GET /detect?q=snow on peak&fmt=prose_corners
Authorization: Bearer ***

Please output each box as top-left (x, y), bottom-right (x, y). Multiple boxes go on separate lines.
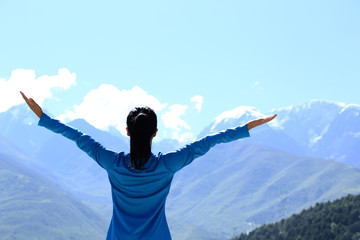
top-left (307, 99), bottom-right (346, 108)
top-left (214, 106), bottom-right (265, 125)
top-left (272, 99), bottom-right (346, 114)
top-left (208, 106), bottom-right (267, 132)
top-left (340, 104), bottom-right (360, 114)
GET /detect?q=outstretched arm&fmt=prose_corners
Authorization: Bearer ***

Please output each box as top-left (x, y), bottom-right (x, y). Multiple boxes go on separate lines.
top-left (164, 113), bottom-right (277, 172)
top-left (20, 91), bottom-right (117, 171)
top-left (20, 91), bottom-right (43, 118)
top-left (246, 114), bottom-right (277, 130)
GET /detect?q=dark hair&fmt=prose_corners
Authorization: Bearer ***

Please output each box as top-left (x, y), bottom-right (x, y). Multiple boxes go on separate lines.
top-left (126, 107), bottom-right (157, 170)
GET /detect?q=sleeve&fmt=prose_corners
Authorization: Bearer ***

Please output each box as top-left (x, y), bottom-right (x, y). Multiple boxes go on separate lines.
top-left (38, 113), bottom-right (117, 171)
top-left (163, 124), bottom-right (250, 173)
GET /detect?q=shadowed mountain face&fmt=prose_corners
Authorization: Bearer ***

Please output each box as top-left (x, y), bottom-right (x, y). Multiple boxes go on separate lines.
top-left (1, 100), bottom-right (359, 239)
top-left (0, 140), bottom-right (108, 240)
top-left (167, 141), bottom-right (360, 238)
top-left (314, 105), bottom-right (360, 167)
top-left (0, 104), bottom-right (53, 156)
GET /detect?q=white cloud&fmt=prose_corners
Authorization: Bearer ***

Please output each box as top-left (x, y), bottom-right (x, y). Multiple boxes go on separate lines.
top-left (52, 82), bottom-right (195, 142)
top-left (0, 68), bottom-right (76, 112)
top-left (161, 104), bottom-right (190, 130)
top-left (59, 84), bottom-right (167, 136)
top-left (161, 104), bottom-right (195, 143)
top-left (172, 131), bottom-right (195, 143)
top-left (190, 95), bottom-right (204, 112)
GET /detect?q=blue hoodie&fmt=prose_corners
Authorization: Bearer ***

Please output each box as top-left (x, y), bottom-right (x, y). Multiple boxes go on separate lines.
top-left (38, 113), bottom-right (250, 239)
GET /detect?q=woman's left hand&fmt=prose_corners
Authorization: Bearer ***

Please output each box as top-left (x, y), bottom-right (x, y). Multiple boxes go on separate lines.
top-left (20, 91), bottom-right (43, 118)
top-left (247, 114), bottom-right (277, 130)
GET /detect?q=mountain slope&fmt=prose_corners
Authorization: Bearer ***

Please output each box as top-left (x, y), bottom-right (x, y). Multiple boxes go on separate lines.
top-left (166, 141), bottom-right (360, 239)
top-left (35, 118), bottom-right (129, 220)
top-left (0, 141), bottom-right (108, 239)
top-left (0, 104), bottom-right (53, 156)
top-left (314, 104), bottom-right (360, 167)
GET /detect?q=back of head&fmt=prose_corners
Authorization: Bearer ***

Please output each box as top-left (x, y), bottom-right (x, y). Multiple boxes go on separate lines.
top-left (126, 107), bottom-right (157, 170)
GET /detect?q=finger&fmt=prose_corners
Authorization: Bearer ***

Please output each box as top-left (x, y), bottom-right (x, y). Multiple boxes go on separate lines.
top-left (20, 91), bottom-right (32, 106)
top-left (263, 114), bottom-right (277, 123)
top-left (20, 91), bottom-right (28, 101)
top-left (269, 114), bottom-right (277, 120)
top-left (20, 92), bottom-right (34, 106)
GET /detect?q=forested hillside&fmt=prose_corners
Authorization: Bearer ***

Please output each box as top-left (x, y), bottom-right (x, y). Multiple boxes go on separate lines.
top-left (232, 194), bottom-right (360, 240)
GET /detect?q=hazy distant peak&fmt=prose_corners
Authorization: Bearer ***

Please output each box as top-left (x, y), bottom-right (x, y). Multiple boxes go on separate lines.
top-left (68, 118), bottom-right (92, 127)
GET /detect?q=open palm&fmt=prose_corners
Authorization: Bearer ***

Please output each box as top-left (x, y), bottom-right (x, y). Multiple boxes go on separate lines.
top-left (20, 91), bottom-right (43, 118)
top-left (247, 114), bottom-right (277, 130)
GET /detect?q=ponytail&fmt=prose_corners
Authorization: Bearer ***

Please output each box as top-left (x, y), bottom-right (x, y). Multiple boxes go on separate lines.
top-left (126, 107), bottom-right (157, 170)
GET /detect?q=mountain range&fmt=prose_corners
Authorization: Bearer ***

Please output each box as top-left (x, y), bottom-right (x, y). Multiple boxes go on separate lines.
top-left (1, 99), bottom-right (359, 239)
top-left (201, 100), bottom-right (360, 168)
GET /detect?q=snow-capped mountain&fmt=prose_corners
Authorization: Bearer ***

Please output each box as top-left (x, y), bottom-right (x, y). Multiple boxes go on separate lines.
top-left (314, 104), bottom-right (360, 166)
top-left (199, 106), bottom-right (305, 156)
top-left (270, 100), bottom-right (346, 151)
top-left (271, 100), bottom-right (360, 167)
top-left (201, 99), bottom-right (359, 168)
top-left (199, 106), bottom-right (267, 136)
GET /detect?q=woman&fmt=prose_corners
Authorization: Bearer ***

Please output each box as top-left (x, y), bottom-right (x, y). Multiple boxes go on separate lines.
top-left (21, 91), bottom-right (276, 240)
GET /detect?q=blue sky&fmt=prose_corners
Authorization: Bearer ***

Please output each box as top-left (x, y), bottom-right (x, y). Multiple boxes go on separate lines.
top-left (1, 0), bottom-right (359, 141)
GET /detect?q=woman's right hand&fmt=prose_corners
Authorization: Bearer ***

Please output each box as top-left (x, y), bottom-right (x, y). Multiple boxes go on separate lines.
top-left (20, 91), bottom-right (43, 118)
